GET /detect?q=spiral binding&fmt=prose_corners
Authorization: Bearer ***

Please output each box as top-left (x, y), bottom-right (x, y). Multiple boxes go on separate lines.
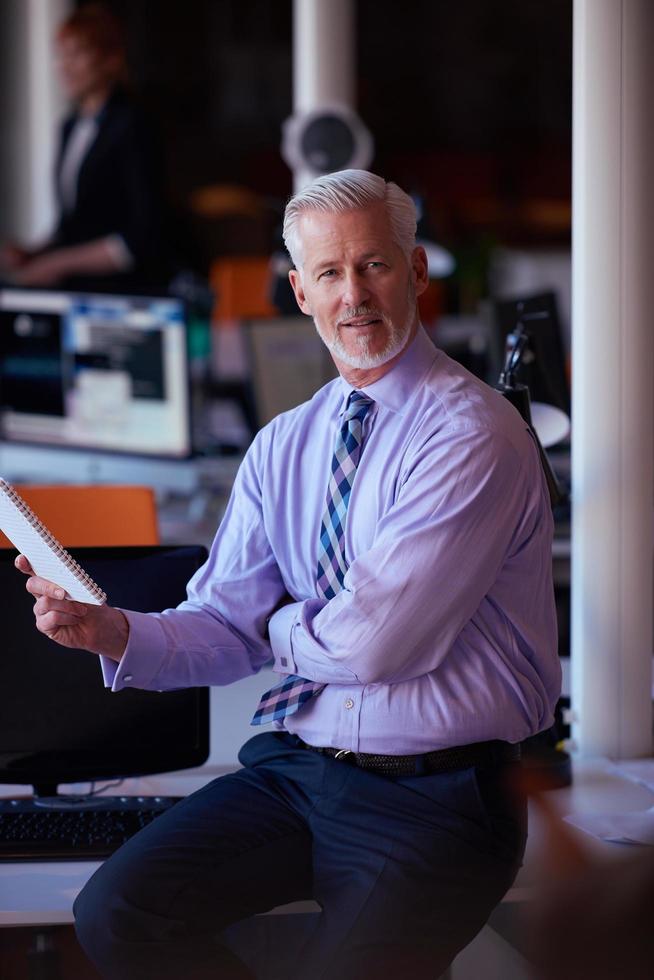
top-left (0, 479), bottom-right (107, 603)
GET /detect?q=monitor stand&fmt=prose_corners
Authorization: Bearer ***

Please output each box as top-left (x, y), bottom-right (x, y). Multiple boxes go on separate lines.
top-left (0, 443), bottom-right (201, 495)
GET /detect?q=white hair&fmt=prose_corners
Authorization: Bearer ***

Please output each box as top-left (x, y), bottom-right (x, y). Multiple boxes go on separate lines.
top-left (282, 169), bottom-right (417, 269)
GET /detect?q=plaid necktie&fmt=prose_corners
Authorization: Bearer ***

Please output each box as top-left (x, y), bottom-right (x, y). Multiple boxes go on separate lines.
top-left (251, 390), bottom-right (373, 725)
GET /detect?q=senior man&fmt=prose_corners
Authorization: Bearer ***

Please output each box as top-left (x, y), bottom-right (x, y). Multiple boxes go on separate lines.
top-left (18, 169), bottom-right (561, 980)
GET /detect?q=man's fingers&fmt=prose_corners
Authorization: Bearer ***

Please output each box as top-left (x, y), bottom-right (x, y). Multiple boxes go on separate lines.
top-left (33, 595), bottom-right (88, 619)
top-left (16, 558), bottom-right (84, 608)
top-left (36, 609), bottom-right (87, 634)
top-left (14, 554), bottom-right (34, 575)
top-left (25, 575), bottom-right (68, 601)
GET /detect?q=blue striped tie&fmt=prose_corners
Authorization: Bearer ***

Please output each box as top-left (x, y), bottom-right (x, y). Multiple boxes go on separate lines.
top-left (251, 390), bottom-right (373, 725)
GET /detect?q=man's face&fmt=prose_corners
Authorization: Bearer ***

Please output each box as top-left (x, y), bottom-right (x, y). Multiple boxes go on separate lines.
top-left (288, 203), bottom-right (428, 374)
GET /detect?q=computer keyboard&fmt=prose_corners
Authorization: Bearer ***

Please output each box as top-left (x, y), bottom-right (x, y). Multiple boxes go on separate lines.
top-left (0, 795), bottom-right (182, 861)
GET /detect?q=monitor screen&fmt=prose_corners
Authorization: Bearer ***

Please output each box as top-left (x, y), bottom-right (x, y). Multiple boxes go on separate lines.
top-left (0, 545), bottom-right (210, 796)
top-left (244, 317), bottom-right (338, 428)
top-left (0, 289), bottom-right (192, 458)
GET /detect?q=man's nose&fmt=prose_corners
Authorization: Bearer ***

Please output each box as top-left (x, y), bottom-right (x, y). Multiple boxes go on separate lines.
top-left (340, 271), bottom-right (372, 309)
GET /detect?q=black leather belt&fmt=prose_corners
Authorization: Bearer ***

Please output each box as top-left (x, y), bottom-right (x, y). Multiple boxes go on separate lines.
top-left (300, 739), bottom-right (520, 776)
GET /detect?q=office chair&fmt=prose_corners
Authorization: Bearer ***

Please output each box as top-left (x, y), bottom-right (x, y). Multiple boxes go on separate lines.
top-left (0, 484), bottom-right (160, 548)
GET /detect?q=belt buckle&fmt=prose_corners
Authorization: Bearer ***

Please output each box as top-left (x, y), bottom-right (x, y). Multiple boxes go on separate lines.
top-left (334, 749), bottom-right (354, 762)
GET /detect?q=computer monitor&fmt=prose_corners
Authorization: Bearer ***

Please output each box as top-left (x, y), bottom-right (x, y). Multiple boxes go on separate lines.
top-left (0, 288), bottom-right (192, 459)
top-left (0, 545), bottom-right (210, 798)
top-left (243, 317), bottom-right (338, 428)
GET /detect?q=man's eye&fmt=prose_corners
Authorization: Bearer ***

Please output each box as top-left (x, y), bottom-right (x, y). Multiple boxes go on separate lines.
top-left (319, 269), bottom-right (337, 279)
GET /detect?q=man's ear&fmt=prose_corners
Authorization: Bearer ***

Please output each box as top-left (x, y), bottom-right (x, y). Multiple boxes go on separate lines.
top-left (411, 245), bottom-right (429, 298)
top-left (288, 268), bottom-right (311, 315)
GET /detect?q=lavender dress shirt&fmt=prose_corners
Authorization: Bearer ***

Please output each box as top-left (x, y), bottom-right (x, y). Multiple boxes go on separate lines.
top-left (101, 327), bottom-right (561, 754)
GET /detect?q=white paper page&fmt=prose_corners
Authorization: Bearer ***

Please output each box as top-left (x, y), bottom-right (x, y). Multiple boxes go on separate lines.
top-left (564, 805), bottom-right (654, 846)
top-left (0, 484), bottom-right (105, 604)
top-left (610, 760), bottom-right (654, 794)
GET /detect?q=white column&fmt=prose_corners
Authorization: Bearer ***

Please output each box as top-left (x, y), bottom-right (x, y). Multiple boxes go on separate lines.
top-left (292, 0), bottom-right (355, 189)
top-left (293, 0), bottom-right (355, 112)
top-left (571, 0), bottom-right (654, 758)
top-left (1, 0), bottom-right (70, 243)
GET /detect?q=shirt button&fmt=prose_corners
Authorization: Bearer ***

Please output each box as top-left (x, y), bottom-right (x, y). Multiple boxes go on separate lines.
top-left (344, 698), bottom-right (354, 709)
top-left (123, 674), bottom-right (133, 682)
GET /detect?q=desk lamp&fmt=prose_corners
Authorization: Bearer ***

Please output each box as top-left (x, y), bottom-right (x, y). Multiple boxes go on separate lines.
top-left (495, 314), bottom-right (572, 789)
top-left (495, 315), bottom-right (568, 509)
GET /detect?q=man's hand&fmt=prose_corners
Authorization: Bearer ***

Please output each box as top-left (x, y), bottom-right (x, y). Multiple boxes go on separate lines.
top-left (15, 554), bottom-right (129, 663)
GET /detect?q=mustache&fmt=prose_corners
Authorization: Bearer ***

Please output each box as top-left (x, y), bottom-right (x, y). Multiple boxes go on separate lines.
top-left (336, 306), bottom-right (387, 326)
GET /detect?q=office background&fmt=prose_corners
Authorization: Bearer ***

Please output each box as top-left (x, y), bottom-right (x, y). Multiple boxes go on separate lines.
top-left (1, 0), bottom-right (573, 296)
top-left (1, 1), bottom-right (653, 977)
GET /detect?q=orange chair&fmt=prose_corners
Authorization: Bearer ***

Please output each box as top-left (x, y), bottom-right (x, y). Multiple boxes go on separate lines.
top-left (210, 256), bottom-right (278, 320)
top-left (0, 484), bottom-right (160, 548)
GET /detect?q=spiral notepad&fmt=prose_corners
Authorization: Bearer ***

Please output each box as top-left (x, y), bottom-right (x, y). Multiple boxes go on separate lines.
top-left (0, 479), bottom-right (107, 604)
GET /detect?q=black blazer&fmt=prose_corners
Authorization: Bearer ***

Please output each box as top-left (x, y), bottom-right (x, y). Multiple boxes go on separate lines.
top-left (53, 87), bottom-right (171, 290)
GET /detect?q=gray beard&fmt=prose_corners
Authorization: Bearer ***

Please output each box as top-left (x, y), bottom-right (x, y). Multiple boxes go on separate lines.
top-left (314, 282), bottom-right (417, 370)
top-left (321, 316), bottom-right (411, 369)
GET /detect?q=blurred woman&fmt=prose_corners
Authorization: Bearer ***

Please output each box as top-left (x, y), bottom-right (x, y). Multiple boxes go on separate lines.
top-left (1, 3), bottom-right (171, 292)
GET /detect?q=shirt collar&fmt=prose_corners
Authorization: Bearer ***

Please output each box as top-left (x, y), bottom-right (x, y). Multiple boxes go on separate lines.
top-left (337, 325), bottom-right (439, 417)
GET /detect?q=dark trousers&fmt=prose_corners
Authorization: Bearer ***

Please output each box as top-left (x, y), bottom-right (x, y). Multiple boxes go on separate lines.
top-left (74, 732), bottom-right (527, 980)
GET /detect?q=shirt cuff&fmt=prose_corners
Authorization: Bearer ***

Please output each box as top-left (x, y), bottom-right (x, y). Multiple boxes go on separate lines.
top-left (268, 602), bottom-right (302, 674)
top-left (101, 609), bottom-right (168, 692)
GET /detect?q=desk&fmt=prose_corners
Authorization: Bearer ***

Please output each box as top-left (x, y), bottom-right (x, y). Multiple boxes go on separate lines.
top-left (1, 757), bottom-right (653, 980)
top-left (3, 758), bottom-right (653, 921)
top-left (0, 768), bottom-right (231, 927)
